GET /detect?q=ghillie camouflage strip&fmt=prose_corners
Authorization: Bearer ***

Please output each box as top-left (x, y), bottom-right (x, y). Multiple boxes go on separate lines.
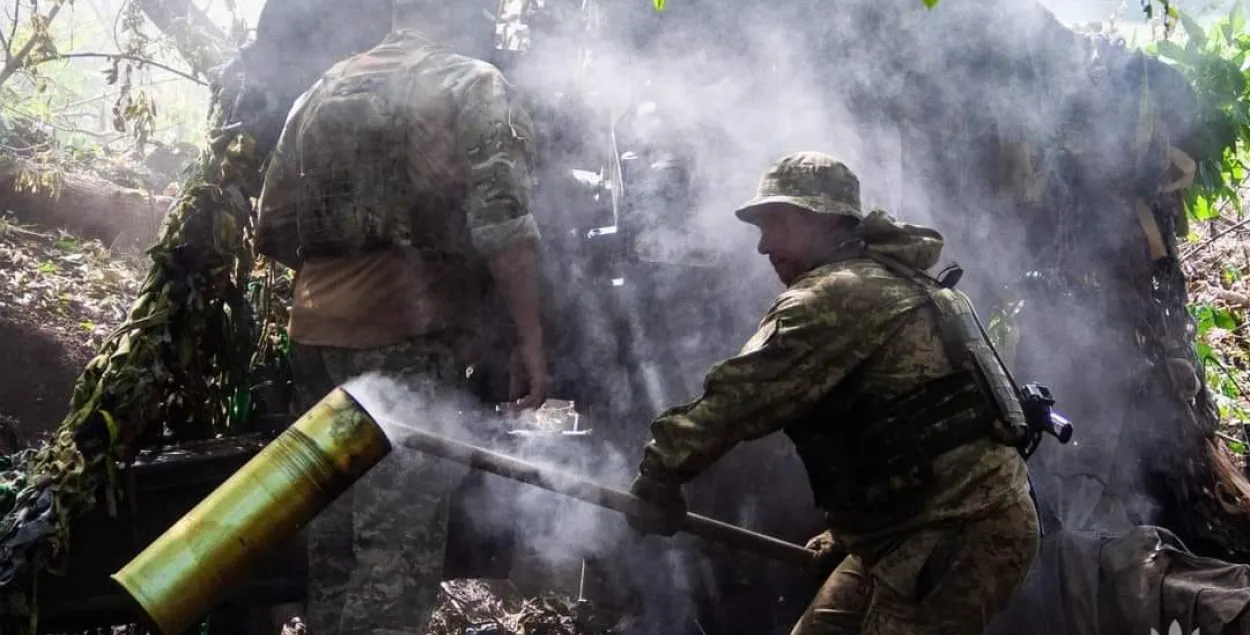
top-left (0, 96), bottom-right (291, 631)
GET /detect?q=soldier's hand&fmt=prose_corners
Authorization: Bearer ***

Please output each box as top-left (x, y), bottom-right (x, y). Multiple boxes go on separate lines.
top-left (805, 530), bottom-right (847, 580)
top-left (507, 344), bottom-right (548, 412)
top-left (627, 473), bottom-right (687, 537)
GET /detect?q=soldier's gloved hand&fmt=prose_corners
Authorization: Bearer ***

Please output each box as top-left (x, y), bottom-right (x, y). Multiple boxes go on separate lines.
top-left (627, 473), bottom-right (687, 537)
top-left (805, 530), bottom-right (847, 579)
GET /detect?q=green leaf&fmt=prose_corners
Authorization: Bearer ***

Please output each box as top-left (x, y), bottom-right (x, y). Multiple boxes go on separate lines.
top-left (1214, 306), bottom-right (1239, 329)
top-left (653, 0), bottom-right (666, 11)
top-left (1191, 194), bottom-right (1219, 220)
top-left (922, 0), bottom-right (940, 7)
top-left (1229, 440), bottom-right (1248, 454)
top-left (1155, 39), bottom-right (1190, 64)
top-left (1198, 341), bottom-right (1215, 361)
top-left (1181, 12), bottom-right (1209, 48)
top-left (1194, 304), bottom-right (1217, 335)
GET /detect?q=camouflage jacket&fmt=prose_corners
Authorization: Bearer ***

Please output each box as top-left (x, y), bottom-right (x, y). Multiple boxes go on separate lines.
top-left (640, 211), bottom-right (1031, 554)
top-left (257, 28), bottom-right (540, 268)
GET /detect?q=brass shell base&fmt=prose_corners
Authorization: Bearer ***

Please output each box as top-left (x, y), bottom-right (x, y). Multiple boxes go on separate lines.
top-left (112, 387), bottom-right (391, 635)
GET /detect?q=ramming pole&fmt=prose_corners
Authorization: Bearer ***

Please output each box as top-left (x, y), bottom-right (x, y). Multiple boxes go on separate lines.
top-left (396, 424), bottom-right (816, 568)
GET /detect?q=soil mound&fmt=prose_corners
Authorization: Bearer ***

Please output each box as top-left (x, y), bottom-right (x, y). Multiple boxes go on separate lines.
top-left (0, 215), bottom-right (144, 443)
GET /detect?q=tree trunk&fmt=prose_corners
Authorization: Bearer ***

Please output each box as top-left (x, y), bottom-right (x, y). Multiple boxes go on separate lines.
top-left (0, 161), bottom-right (171, 248)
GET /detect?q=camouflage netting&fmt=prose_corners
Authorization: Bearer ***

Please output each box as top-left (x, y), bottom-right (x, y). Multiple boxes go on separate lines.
top-left (0, 92), bottom-right (291, 630)
top-left (0, 0), bottom-right (388, 628)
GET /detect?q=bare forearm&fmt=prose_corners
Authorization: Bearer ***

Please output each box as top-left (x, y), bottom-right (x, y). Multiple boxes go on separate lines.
top-left (488, 239), bottom-right (543, 349)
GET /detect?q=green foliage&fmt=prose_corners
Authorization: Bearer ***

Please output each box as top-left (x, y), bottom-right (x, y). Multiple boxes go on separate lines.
top-left (1201, 348), bottom-right (1250, 432)
top-left (0, 0), bottom-right (222, 156)
top-left (1192, 302), bottom-right (1250, 437)
top-left (108, 0), bottom-right (159, 152)
top-left (0, 104), bottom-right (283, 633)
top-left (1142, 2), bottom-right (1250, 459)
top-left (1192, 302), bottom-right (1240, 333)
top-left (1150, 2), bottom-right (1250, 222)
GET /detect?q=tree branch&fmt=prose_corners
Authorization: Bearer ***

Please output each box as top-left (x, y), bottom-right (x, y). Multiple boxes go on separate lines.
top-left (45, 52), bottom-right (207, 85)
top-left (1181, 214), bottom-right (1250, 262)
top-left (6, 0), bottom-right (19, 61)
top-left (0, 1), bottom-right (66, 90)
top-left (167, 0), bottom-right (227, 42)
top-left (133, 0), bottom-right (228, 78)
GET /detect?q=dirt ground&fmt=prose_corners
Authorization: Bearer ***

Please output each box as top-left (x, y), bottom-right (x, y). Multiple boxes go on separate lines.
top-left (0, 214), bottom-right (145, 447)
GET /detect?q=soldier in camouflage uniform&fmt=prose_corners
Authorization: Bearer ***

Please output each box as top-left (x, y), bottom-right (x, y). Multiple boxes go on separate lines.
top-left (626, 152), bottom-right (1040, 634)
top-left (255, 0), bottom-right (548, 633)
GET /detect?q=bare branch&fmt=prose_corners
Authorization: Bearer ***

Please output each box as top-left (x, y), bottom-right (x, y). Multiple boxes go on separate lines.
top-left (0, 2), bottom-right (66, 90)
top-left (49, 52), bottom-right (207, 85)
top-left (177, 0), bottom-right (228, 42)
top-left (133, 0), bottom-right (229, 77)
top-left (1181, 215), bottom-right (1250, 262)
top-left (7, 0), bottom-right (21, 60)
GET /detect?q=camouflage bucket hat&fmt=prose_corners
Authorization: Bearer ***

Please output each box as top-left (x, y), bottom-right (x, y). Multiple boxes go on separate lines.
top-left (735, 151), bottom-right (864, 224)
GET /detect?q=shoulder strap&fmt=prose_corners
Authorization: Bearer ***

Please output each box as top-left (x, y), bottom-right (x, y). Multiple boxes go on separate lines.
top-left (858, 248), bottom-right (1023, 396)
top-left (857, 248), bottom-right (972, 375)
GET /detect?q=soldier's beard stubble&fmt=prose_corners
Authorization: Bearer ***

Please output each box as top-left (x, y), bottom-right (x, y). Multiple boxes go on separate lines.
top-left (770, 256), bottom-right (804, 287)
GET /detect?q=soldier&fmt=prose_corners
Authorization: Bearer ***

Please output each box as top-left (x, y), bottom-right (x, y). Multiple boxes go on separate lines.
top-left (626, 151), bottom-right (1040, 634)
top-left (254, 0), bottom-right (548, 633)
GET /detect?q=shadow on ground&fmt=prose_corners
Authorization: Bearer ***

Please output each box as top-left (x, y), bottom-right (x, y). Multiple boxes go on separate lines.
top-left (0, 308), bottom-right (91, 446)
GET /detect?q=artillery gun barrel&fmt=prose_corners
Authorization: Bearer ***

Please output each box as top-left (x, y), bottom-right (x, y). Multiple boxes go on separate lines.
top-left (395, 422), bottom-right (817, 567)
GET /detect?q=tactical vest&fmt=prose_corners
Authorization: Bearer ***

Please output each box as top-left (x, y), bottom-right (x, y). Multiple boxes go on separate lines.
top-left (785, 249), bottom-right (1029, 528)
top-left (286, 45), bottom-right (440, 259)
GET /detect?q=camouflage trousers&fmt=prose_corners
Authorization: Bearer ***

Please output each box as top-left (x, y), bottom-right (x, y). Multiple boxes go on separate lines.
top-left (791, 489), bottom-right (1039, 635)
top-left (291, 333), bottom-right (473, 635)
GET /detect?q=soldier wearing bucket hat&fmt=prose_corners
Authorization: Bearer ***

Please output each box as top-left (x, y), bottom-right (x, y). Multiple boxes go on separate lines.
top-left (255, 0), bottom-right (547, 633)
top-left (627, 151), bottom-right (1040, 634)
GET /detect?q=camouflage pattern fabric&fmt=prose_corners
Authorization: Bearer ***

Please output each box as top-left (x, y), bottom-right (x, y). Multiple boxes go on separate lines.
top-left (735, 151), bottom-right (865, 223)
top-left (256, 28), bottom-right (540, 269)
top-left (638, 207), bottom-right (1034, 574)
top-left (290, 333), bottom-right (472, 635)
top-left (789, 486), bottom-right (1038, 635)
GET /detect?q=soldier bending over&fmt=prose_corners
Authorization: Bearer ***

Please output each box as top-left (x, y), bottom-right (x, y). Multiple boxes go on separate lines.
top-left (627, 151), bottom-right (1039, 635)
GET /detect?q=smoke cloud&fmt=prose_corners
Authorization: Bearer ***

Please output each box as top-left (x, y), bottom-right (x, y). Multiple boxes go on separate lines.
top-left (265, 0), bottom-right (1225, 632)
top-left (342, 368), bottom-right (709, 633)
